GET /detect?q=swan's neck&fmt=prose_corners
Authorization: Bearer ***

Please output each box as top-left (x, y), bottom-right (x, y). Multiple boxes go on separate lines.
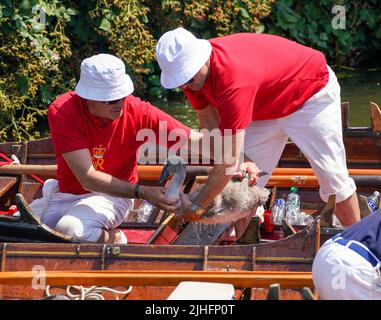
top-left (165, 169), bottom-right (186, 199)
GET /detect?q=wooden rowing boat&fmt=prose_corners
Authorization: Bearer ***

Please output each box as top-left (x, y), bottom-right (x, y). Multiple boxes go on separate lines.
top-left (0, 220), bottom-right (318, 300)
top-left (0, 103), bottom-right (379, 246)
top-left (0, 101), bottom-right (379, 300)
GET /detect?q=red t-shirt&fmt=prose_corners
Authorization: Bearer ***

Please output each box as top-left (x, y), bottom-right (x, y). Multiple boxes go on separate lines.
top-left (183, 33), bottom-right (329, 133)
top-left (48, 92), bottom-right (190, 194)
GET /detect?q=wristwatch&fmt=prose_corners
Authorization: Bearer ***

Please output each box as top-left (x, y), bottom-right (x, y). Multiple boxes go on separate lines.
top-left (190, 202), bottom-right (206, 216)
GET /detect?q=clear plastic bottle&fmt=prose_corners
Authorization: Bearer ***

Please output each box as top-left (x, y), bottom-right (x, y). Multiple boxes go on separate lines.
top-left (298, 212), bottom-right (315, 226)
top-left (271, 198), bottom-right (286, 225)
top-left (135, 200), bottom-right (154, 223)
top-left (285, 186), bottom-right (300, 225)
top-left (367, 191), bottom-right (380, 212)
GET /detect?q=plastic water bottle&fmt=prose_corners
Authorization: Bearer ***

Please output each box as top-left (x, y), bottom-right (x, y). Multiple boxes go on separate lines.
top-left (367, 191), bottom-right (380, 212)
top-left (271, 199), bottom-right (286, 225)
top-left (285, 187), bottom-right (300, 225)
top-left (135, 200), bottom-right (154, 223)
top-left (298, 212), bottom-right (314, 226)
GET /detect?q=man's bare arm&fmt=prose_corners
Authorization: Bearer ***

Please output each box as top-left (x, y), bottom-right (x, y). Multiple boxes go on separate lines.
top-left (191, 130), bottom-right (246, 208)
top-left (196, 105), bottom-right (220, 130)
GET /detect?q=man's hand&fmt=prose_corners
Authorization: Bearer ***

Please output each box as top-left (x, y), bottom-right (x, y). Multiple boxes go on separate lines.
top-left (233, 162), bottom-right (261, 185)
top-left (140, 186), bottom-right (180, 212)
top-left (175, 193), bottom-right (204, 222)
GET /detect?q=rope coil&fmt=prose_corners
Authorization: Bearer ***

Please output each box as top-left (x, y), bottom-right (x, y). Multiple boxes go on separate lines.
top-left (45, 285), bottom-right (133, 300)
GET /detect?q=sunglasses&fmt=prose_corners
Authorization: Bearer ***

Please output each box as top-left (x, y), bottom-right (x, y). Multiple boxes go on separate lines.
top-left (184, 77), bottom-right (195, 86)
top-left (102, 98), bottom-right (124, 105)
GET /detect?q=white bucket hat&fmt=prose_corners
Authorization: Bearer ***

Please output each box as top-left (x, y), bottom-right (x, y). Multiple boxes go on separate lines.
top-left (75, 54), bottom-right (134, 101)
top-left (156, 27), bottom-right (212, 89)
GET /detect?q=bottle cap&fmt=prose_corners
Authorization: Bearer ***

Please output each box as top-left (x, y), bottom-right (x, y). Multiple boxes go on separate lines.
top-left (290, 186), bottom-right (299, 193)
top-left (275, 198), bottom-right (285, 206)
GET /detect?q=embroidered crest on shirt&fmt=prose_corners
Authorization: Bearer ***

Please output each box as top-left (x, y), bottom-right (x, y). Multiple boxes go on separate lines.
top-left (92, 145), bottom-right (105, 170)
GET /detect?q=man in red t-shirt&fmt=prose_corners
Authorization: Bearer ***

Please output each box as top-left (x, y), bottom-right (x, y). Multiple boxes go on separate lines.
top-left (156, 27), bottom-right (360, 232)
top-left (33, 53), bottom-right (202, 244)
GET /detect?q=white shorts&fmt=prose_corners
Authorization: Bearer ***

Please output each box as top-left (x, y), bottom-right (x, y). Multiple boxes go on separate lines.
top-left (312, 239), bottom-right (381, 300)
top-left (29, 179), bottom-right (134, 242)
top-left (244, 66), bottom-right (356, 203)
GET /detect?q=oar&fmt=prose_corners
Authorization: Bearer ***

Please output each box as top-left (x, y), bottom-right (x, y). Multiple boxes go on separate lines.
top-left (196, 174), bottom-right (381, 188)
top-left (0, 164), bottom-right (381, 187)
top-left (0, 164), bottom-right (212, 180)
top-left (272, 168), bottom-right (381, 176)
top-left (1, 164), bottom-right (380, 179)
top-left (0, 164), bottom-right (57, 177)
top-left (0, 270), bottom-right (313, 288)
top-left (195, 175), bottom-right (319, 187)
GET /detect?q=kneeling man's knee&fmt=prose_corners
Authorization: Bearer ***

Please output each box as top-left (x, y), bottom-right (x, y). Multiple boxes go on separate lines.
top-left (56, 215), bottom-right (84, 239)
top-left (56, 216), bottom-right (102, 242)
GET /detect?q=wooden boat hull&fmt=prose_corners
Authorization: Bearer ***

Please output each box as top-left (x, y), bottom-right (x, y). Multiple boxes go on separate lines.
top-left (0, 123), bottom-right (378, 247)
top-left (0, 102), bottom-right (379, 299)
top-left (0, 221), bottom-right (318, 300)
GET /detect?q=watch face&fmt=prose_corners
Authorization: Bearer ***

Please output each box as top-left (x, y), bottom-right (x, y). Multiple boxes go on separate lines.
top-left (191, 203), bottom-right (205, 216)
top-left (195, 208), bottom-right (205, 216)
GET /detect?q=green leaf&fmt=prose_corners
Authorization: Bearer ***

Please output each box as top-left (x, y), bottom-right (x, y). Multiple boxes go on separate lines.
top-left (148, 75), bottom-right (161, 87)
top-left (319, 32), bottom-right (328, 41)
top-left (15, 75), bottom-right (29, 96)
top-left (141, 14), bottom-right (148, 23)
top-left (240, 8), bottom-right (250, 19)
top-left (66, 8), bottom-right (77, 16)
top-left (359, 9), bottom-right (370, 22)
top-left (14, 15), bottom-right (27, 30)
top-left (99, 18), bottom-right (111, 31)
top-left (2, 7), bottom-right (13, 17)
top-left (148, 87), bottom-right (163, 98)
top-left (39, 86), bottom-right (53, 105)
top-left (20, 0), bottom-right (31, 10)
top-left (375, 27), bottom-right (381, 39)
top-left (255, 24), bottom-right (265, 34)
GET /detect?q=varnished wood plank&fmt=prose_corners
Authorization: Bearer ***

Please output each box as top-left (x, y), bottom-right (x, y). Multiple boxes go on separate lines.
top-left (0, 270), bottom-right (314, 289)
top-left (0, 177), bottom-right (18, 197)
top-left (370, 102), bottom-right (381, 131)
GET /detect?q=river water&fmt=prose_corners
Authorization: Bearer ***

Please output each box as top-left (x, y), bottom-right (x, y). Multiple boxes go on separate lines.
top-left (155, 68), bottom-right (381, 129)
top-left (338, 69), bottom-right (381, 127)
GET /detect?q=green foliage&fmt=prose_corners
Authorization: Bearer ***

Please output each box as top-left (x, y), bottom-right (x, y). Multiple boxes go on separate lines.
top-left (0, 0), bottom-right (74, 141)
top-left (1, 0), bottom-right (379, 142)
top-left (263, 0), bottom-right (381, 67)
top-left (0, 0), bottom-right (274, 141)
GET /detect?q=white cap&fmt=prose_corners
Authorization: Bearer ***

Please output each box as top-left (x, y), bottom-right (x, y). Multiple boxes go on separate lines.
top-left (156, 27), bottom-right (212, 89)
top-left (75, 54), bottom-right (134, 101)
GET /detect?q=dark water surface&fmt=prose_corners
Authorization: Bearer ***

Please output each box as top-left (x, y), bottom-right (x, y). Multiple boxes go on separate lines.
top-left (338, 69), bottom-right (381, 127)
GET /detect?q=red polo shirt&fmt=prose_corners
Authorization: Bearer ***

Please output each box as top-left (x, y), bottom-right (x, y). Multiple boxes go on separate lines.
top-left (183, 33), bottom-right (329, 133)
top-left (48, 92), bottom-right (190, 194)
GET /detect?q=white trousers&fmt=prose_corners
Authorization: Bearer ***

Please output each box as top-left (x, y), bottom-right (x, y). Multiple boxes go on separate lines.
top-left (312, 240), bottom-right (381, 300)
top-left (244, 66), bottom-right (356, 203)
top-left (29, 179), bottom-right (133, 242)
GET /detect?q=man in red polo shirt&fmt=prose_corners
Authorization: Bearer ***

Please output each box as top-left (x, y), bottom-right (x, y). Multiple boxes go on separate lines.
top-left (32, 53), bottom-right (201, 244)
top-left (156, 28), bottom-right (360, 232)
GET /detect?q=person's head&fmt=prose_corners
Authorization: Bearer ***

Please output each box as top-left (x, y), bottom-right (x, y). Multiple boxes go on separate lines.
top-left (75, 54), bottom-right (134, 120)
top-left (156, 27), bottom-right (212, 91)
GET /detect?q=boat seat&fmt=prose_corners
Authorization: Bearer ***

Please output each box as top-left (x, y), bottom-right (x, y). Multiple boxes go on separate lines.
top-left (167, 281), bottom-right (235, 300)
